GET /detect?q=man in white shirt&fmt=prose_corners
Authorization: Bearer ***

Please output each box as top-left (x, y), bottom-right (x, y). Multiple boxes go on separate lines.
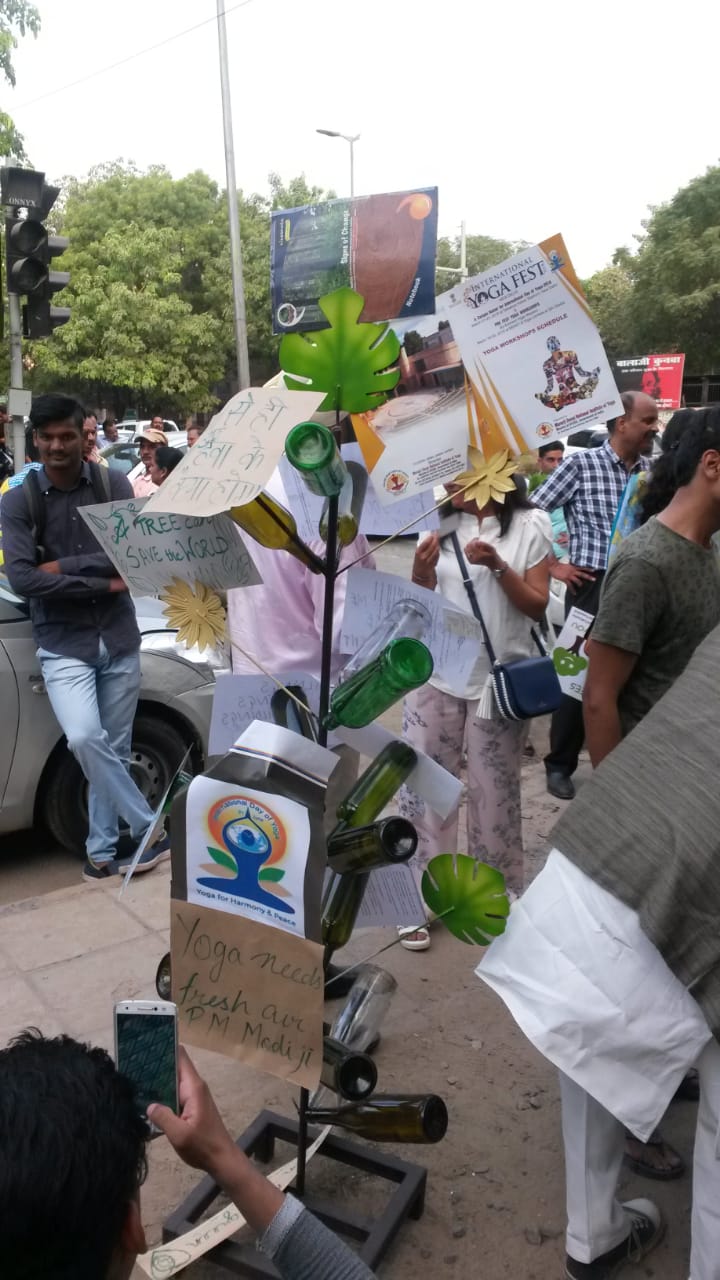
top-left (132, 427), bottom-right (167, 498)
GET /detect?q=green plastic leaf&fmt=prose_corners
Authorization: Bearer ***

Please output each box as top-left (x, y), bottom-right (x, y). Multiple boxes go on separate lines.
top-left (553, 647), bottom-right (588, 678)
top-left (258, 867), bottom-right (285, 882)
top-left (421, 854), bottom-right (509, 945)
top-left (279, 286), bottom-right (401, 413)
top-left (207, 846), bottom-right (237, 873)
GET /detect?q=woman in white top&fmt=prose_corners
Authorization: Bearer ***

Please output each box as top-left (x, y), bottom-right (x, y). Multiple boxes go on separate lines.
top-left (398, 477), bottom-right (552, 946)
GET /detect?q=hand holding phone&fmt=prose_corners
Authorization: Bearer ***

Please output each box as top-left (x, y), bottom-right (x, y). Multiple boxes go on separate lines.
top-left (148, 1046), bottom-right (237, 1179)
top-left (114, 999), bottom-right (179, 1131)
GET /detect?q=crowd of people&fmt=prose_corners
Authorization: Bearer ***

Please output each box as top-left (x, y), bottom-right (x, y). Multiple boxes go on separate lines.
top-left (2, 387), bottom-right (720, 1276)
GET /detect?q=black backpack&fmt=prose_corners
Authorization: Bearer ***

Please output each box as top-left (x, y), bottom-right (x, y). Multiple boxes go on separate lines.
top-left (23, 461), bottom-right (112, 558)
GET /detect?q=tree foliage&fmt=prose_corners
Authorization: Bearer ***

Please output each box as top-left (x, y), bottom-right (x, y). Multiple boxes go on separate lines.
top-left (583, 260), bottom-right (636, 362)
top-left (0, 0), bottom-right (40, 161)
top-left (435, 232), bottom-right (528, 293)
top-left (28, 165), bottom-right (332, 415)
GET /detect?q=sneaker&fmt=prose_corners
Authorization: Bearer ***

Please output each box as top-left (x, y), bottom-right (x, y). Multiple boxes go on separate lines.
top-left (565, 1199), bottom-right (665, 1279)
top-left (82, 859), bottom-right (118, 882)
top-left (116, 834), bottom-right (171, 875)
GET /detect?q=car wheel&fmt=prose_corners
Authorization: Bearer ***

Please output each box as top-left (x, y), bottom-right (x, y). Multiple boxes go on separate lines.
top-left (41, 715), bottom-right (193, 855)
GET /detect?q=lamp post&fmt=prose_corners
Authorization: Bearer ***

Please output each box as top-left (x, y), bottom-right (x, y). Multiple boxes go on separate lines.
top-left (217, 0), bottom-right (250, 390)
top-left (316, 129), bottom-right (360, 198)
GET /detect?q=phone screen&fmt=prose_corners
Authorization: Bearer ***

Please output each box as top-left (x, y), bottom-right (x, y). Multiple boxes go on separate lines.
top-left (116, 1012), bottom-right (178, 1116)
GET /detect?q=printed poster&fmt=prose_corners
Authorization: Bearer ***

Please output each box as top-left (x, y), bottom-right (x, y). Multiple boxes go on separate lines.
top-left (551, 606), bottom-right (595, 701)
top-left (440, 235), bottom-right (624, 454)
top-left (613, 354), bottom-right (685, 411)
top-left (351, 386), bottom-right (470, 506)
top-left (270, 187), bottom-right (438, 333)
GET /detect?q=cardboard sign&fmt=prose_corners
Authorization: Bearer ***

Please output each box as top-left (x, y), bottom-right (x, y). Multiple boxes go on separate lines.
top-left (551, 606), bottom-right (594, 701)
top-left (142, 387), bottom-right (325, 517)
top-left (340, 567), bottom-right (483, 694)
top-left (440, 234), bottom-right (624, 453)
top-left (79, 498), bottom-right (260, 598)
top-left (171, 898), bottom-right (323, 1090)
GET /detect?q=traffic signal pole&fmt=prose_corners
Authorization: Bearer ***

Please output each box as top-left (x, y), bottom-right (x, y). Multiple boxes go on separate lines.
top-left (8, 290), bottom-right (24, 474)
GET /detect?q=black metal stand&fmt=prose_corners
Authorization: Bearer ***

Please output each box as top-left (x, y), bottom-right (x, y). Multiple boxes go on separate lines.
top-left (163, 1111), bottom-right (427, 1276)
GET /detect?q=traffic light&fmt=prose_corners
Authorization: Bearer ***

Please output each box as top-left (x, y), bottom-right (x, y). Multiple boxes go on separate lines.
top-left (2, 168), bottom-right (70, 339)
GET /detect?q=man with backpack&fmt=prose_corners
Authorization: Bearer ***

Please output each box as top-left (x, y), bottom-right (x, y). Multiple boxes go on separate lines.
top-left (0, 394), bottom-right (169, 881)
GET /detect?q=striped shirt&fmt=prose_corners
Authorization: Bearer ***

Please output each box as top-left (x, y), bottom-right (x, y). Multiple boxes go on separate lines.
top-left (532, 440), bottom-right (650, 570)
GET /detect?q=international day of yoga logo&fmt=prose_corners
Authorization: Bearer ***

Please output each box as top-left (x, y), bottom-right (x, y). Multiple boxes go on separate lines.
top-left (198, 794), bottom-right (294, 916)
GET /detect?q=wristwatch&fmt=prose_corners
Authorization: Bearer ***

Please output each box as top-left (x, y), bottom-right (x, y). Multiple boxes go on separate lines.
top-left (492, 560), bottom-right (508, 579)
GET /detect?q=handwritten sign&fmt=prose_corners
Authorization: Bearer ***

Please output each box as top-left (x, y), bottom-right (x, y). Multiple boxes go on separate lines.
top-left (171, 899), bottom-right (323, 1090)
top-left (135, 1126), bottom-right (331, 1278)
top-left (208, 671), bottom-right (343, 755)
top-left (79, 498), bottom-right (260, 597)
top-left (142, 387), bottom-right (325, 517)
top-left (341, 568), bottom-right (483, 694)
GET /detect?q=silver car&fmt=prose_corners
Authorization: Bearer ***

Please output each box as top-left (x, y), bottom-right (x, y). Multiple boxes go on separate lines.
top-left (0, 582), bottom-right (219, 852)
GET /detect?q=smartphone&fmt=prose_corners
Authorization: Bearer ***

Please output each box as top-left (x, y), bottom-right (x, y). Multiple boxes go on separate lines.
top-left (114, 999), bottom-right (179, 1131)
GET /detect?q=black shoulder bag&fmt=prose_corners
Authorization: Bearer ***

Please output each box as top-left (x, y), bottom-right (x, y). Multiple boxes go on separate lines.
top-left (449, 532), bottom-right (562, 721)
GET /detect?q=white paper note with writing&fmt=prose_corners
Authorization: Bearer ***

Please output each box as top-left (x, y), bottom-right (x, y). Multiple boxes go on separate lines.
top-left (341, 568), bottom-right (483, 694)
top-left (355, 864), bottom-right (426, 927)
top-left (278, 444), bottom-right (438, 544)
top-left (135, 1126), bottom-right (331, 1278)
top-left (143, 387), bottom-right (324, 516)
top-left (209, 671), bottom-right (340, 754)
top-left (79, 499), bottom-right (260, 598)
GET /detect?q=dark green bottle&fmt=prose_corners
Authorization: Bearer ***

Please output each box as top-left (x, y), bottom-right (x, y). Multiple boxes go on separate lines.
top-left (230, 491), bottom-right (324, 574)
top-left (326, 816), bottom-right (417, 874)
top-left (320, 1034), bottom-right (378, 1101)
top-left (333, 741), bottom-right (418, 830)
top-left (306, 1094), bottom-right (449, 1144)
top-left (326, 638), bottom-right (434, 729)
top-left (319, 462), bottom-right (368, 546)
top-left (285, 421), bottom-right (349, 497)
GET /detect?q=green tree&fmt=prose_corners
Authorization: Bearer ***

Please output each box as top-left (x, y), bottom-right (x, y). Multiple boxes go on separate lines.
top-left (402, 329), bottom-right (423, 355)
top-left (584, 257), bottom-right (637, 360)
top-left (435, 232), bottom-right (528, 292)
top-left (0, 1), bottom-right (40, 160)
top-left (627, 165), bottom-right (720, 370)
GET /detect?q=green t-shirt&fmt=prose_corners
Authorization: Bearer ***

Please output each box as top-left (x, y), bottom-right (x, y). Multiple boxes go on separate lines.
top-left (592, 516), bottom-right (720, 734)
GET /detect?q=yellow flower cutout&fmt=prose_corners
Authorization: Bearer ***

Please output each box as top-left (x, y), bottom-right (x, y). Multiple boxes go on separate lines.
top-left (160, 579), bottom-right (227, 652)
top-left (453, 447), bottom-right (520, 507)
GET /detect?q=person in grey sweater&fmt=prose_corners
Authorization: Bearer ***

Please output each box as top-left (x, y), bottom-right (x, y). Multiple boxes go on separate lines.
top-left (0, 1030), bottom-right (375, 1280)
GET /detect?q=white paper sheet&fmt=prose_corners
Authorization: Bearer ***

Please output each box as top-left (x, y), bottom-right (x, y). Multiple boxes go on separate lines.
top-left (79, 499), bottom-right (260, 598)
top-left (354, 864), bottom-right (426, 928)
top-left (143, 387), bottom-right (325, 516)
top-left (340, 568), bottom-right (483, 694)
top-left (551, 606), bottom-right (594, 701)
top-left (335, 720), bottom-right (463, 820)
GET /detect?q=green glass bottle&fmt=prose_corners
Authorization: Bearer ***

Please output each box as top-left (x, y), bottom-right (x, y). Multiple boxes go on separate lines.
top-left (320, 1034), bottom-right (378, 1101)
top-left (326, 816), bottom-right (417, 874)
top-left (326, 638), bottom-right (434, 729)
top-left (319, 462), bottom-right (368, 546)
top-left (321, 870), bottom-right (370, 954)
top-left (285, 421), bottom-right (349, 497)
top-left (334, 741), bottom-right (418, 830)
top-left (306, 1094), bottom-right (449, 1144)
top-left (229, 492), bottom-right (323, 574)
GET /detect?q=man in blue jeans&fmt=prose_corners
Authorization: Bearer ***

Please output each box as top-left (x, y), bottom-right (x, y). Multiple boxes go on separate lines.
top-left (1, 393), bottom-right (169, 881)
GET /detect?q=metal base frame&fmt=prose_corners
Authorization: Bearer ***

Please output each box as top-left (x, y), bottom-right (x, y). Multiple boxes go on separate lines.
top-left (163, 1110), bottom-right (427, 1276)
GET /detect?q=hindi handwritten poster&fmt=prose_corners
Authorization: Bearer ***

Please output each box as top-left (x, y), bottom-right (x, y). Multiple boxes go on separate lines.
top-left (171, 899), bottom-right (323, 1090)
top-left (551, 606), bottom-right (594, 701)
top-left (351, 387), bottom-right (470, 506)
top-left (440, 234), bottom-right (624, 454)
top-left (340, 568), bottom-right (483, 694)
top-left (79, 499), bottom-right (260, 597)
top-left (142, 387), bottom-right (324, 517)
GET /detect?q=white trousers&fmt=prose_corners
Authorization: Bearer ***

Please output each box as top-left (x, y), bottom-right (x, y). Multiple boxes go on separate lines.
top-left (561, 1037), bottom-right (720, 1278)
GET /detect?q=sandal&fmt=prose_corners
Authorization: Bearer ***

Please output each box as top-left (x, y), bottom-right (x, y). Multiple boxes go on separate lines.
top-left (398, 925), bottom-right (430, 951)
top-left (623, 1128), bottom-right (685, 1181)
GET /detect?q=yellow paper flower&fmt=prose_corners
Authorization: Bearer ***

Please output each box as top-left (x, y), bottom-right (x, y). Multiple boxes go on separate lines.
top-left (160, 579), bottom-right (227, 652)
top-left (453, 447), bottom-right (520, 507)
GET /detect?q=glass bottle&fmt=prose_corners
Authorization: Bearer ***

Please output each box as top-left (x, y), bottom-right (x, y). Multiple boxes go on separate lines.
top-left (320, 1034), bottom-right (378, 1101)
top-left (306, 1094), bottom-right (449, 1144)
top-left (326, 638), bottom-right (434, 729)
top-left (330, 964), bottom-right (398, 1053)
top-left (326, 816), bottom-right (417, 874)
top-left (229, 492), bottom-right (323, 574)
top-left (339, 599), bottom-right (432, 683)
top-left (319, 462), bottom-right (368, 547)
top-left (321, 870), bottom-right (371, 955)
top-left (333, 740), bottom-right (418, 831)
top-left (285, 421), bottom-right (349, 497)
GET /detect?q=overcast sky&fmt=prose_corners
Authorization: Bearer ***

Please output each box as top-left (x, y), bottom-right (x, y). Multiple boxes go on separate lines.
top-left (7, 0), bottom-right (717, 279)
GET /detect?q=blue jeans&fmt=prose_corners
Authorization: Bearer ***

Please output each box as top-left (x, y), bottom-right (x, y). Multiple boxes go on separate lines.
top-left (39, 641), bottom-right (154, 864)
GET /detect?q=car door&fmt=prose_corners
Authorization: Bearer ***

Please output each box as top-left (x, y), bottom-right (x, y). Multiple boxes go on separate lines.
top-left (0, 593), bottom-right (23, 812)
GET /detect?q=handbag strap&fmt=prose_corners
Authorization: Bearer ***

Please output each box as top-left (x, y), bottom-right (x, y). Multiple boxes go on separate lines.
top-left (448, 532), bottom-right (547, 662)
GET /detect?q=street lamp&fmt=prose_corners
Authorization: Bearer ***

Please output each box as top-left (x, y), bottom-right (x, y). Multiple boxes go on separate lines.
top-left (316, 128), bottom-right (360, 198)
